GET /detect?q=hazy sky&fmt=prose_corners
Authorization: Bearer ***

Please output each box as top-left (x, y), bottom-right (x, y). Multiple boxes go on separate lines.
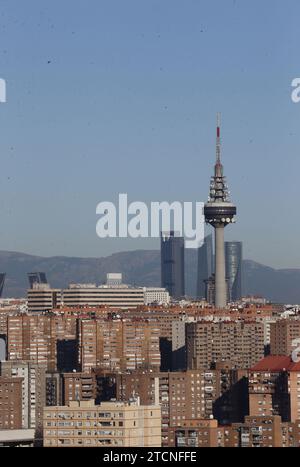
top-left (0, 0), bottom-right (299, 268)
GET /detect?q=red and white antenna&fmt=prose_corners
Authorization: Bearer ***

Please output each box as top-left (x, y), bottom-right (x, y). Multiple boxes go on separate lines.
top-left (216, 112), bottom-right (221, 165)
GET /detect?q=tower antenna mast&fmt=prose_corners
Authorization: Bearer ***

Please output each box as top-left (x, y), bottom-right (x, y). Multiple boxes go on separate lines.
top-left (216, 112), bottom-right (221, 164)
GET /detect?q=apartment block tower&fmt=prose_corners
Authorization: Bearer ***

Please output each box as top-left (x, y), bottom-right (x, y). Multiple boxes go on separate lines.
top-left (0, 376), bottom-right (23, 429)
top-left (6, 315), bottom-right (77, 371)
top-left (248, 355), bottom-right (300, 423)
top-left (0, 361), bottom-right (46, 432)
top-left (204, 115), bottom-right (236, 308)
top-left (43, 399), bottom-right (161, 447)
top-left (161, 231), bottom-right (185, 299)
top-left (270, 319), bottom-right (300, 356)
top-left (186, 321), bottom-right (264, 369)
top-left (79, 318), bottom-right (161, 373)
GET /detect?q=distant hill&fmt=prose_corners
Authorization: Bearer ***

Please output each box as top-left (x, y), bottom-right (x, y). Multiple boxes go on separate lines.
top-left (0, 249), bottom-right (299, 303)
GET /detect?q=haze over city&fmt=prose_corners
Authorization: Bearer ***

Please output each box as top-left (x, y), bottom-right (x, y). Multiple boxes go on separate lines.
top-left (0, 0), bottom-right (299, 269)
top-left (2, 0), bottom-right (300, 454)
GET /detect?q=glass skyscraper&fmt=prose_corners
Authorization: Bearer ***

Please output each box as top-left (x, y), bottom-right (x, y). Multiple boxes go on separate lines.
top-left (196, 234), bottom-right (213, 299)
top-left (0, 273), bottom-right (5, 297)
top-left (161, 231), bottom-right (185, 299)
top-left (225, 241), bottom-right (243, 302)
top-left (28, 272), bottom-right (48, 289)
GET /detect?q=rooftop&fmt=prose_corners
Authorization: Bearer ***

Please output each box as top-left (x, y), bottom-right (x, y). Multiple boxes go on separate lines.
top-left (251, 355), bottom-right (300, 372)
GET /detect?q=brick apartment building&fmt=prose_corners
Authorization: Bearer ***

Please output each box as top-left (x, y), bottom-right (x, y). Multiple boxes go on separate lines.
top-left (186, 321), bottom-right (265, 369)
top-left (79, 318), bottom-right (161, 373)
top-left (0, 376), bottom-right (22, 429)
top-left (7, 315), bottom-right (77, 371)
top-left (249, 355), bottom-right (300, 422)
top-left (270, 319), bottom-right (300, 356)
top-left (113, 367), bottom-right (248, 446)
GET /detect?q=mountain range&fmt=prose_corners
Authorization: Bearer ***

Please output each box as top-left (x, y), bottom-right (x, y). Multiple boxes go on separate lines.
top-left (0, 249), bottom-right (299, 304)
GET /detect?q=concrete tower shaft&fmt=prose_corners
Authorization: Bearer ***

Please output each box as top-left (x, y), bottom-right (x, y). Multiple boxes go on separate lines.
top-left (204, 115), bottom-right (237, 308)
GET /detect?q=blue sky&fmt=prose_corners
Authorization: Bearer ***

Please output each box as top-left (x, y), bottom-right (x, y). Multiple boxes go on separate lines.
top-left (0, 0), bottom-right (299, 268)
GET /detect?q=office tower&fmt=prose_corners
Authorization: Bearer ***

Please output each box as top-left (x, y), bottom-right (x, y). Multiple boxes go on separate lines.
top-left (270, 319), bottom-right (300, 356)
top-left (27, 284), bottom-right (61, 312)
top-left (43, 399), bottom-right (162, 447)
top-left (63, 283), bottom-right (145, 308)
top-left (196, 234), bottom-right (213, 298)
top-left (0, 376), bottom-right (23, 429)
top-left (27, 282), bottom-right (145, 312)
top-left (0, 273), bottom-right (5, 297)
top-left (225, 241), bottom-right (243, 301)
top-left (204, 115), bottom-right (236, 308)
top-left (161, 231), bottom-right (185, 299)
top-left (186, 321), bottom-right (264, 369)
top-left (28, 272), bottom-right (48, 289)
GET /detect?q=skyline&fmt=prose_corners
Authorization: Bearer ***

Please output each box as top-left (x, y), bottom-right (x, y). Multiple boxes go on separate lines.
top-left (0, 1), bottom-right (299, 268)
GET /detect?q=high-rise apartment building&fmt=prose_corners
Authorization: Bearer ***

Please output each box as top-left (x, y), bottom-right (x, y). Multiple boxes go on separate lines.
top-left (169, 419), bottom-right (224, 448)
top-left (79, 318), bottom-right (161, 373)
top-left (161, 231), bottom-right (185, 299)
top-left (0, 376), bottom-right (23, 430)
top-left (225, 415), bottom-right (283, 447)
top-left (248, 355), bottom-right (300, 423)
top-left (7, 315), bottom-right (77, 371)
top-left (43, 399), bottom-right (161, 447)
top-left (0, 361), bottom-right (47, 432)
top-left (270, 319), bottom-right (300, 356)
top-left (115, 368), bottom-right (248, 446)
top-left (186, 321), bottom-right (264, 369)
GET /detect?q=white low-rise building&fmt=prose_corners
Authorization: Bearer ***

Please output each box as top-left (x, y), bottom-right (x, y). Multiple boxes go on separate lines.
top-left (143, 287), bottom-right (170, 305)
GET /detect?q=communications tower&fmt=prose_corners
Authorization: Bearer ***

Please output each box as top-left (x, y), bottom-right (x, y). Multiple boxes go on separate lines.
top-left (204, 115), bottom-right (236, 308)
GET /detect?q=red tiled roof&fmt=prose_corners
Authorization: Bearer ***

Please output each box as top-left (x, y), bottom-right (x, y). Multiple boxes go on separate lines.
top-left (251, 355), bottom-right (300, 372)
